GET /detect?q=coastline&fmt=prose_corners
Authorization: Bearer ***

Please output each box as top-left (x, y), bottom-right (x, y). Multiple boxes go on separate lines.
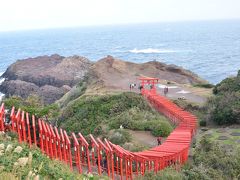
top-left (0, 72), bottom-right (5, 102)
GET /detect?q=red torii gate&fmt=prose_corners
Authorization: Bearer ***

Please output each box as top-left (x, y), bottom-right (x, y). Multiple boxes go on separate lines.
top-left (139, 77), bottom-right (159, 94)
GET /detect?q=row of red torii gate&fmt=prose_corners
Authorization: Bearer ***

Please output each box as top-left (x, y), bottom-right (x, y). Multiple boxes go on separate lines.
top-left (0, 77), bottom-right (197, 180)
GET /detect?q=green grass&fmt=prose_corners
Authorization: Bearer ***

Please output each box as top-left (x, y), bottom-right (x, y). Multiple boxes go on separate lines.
top-left (60, 92), bottom-right (172, 137)
top-left (0, 132), bottom-right (107, 180)
top-left (199, 128), bottom-right (240, 148)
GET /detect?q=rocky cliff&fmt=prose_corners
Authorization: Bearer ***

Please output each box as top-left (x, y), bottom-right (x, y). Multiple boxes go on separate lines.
top-left (0, 54), bottom-right (92, 104)
top-left (88, 55), bottom-right (206, 92)
top-left (0, 54), bottom-right (206, 104)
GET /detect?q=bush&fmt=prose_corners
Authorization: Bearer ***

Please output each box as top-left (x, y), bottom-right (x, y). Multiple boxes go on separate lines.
top-left (199, 120), bottom-right (207, 127)
top-left (208, 91), bottom-right (240, 125)
top-left (149, 121), bottom-right (173, 137)
top-left (194, 83), bottom-right (215, 89)
top-left (189, 136), bottom-right (240, 179)
top-left (60, 92), bottom-right (172, 136)
top-left (205, 70), bottom-right (240, 125)
top-left (109, 129), bottom-right (131, 145)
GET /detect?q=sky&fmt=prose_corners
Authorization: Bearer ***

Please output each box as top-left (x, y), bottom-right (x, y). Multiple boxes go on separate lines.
top-left (0, 0), bottom-right (240, 32)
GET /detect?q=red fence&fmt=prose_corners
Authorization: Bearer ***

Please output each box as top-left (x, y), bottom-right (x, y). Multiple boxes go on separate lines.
top-left (0, 89), bottom-right (197, 179)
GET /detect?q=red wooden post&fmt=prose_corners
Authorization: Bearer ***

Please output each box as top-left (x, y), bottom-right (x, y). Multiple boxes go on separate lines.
top-left (50, 125), bottom-right (57, 158)
top-left (26, 113), bottom-right (32, 147)
top-left (60, 128), bottom-right (67, 163)
top-left (0, 103), bottom-right (4, 131)
top-left (38, 119), bottom-right (44, 153)
top-left (46, 123), bottom-right (53, 159)
top-left (72, 132), bottom-right (82, 173)
top-left (105, 139), bottom-right (114, 180)
top-left (89, 134), bottom-right (101, 175)
top-left (15, 108), bottom-right (21, 133)
top-left (32, 115), bottom-right (37, 146)
top-left (120, 157), bottom-right (123, 180)
top-left (130, 159), bottom-right (133, 180)
top-left (64, 130), bottom-right (73, 170)
top-left (10, 106), bottom-right (15, 131)
top-left (79, 132), bottom-right (92, 173)
top-left (17, 110), bottom-right (22, 143)
top-left (54, 127), bottom-right (62, 160)
top-left (21, 111), bottom-right (27, 143)
top-left (125, 158), bottom-right (128, 180)
top-left (42, 121), bottom-right (49, 155)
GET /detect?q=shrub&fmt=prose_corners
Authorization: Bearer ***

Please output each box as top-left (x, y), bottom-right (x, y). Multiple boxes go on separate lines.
top-left (149, 121), bottom-right (173, 137)
top-left (109, 129), bottom-right (131, 145)
top-left (205, 69), bottom-right (240, 125)
top-left (194, 83), bottom-right (215, 89)
top-left (199, 120), bottom-right (207, 127)
top-left (60, 92), bottom-right (172, 136)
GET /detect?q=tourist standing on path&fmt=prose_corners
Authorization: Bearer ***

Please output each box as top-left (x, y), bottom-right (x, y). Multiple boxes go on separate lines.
top-left (164, 86), bottom-right (169, 96)
top-left (157, 136), bottom-right (162, 145)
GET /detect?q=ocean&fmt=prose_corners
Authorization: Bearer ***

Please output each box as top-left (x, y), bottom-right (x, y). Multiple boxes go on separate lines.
top-left (0, 20), bottom-right (240, 89)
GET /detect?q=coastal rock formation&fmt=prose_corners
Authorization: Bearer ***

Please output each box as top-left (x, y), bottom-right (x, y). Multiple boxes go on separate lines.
top-left (0, 54), bottom-right (92, 104)
top-left (0, 54), bottom-right (206, 104)
top-left (88, 55), bottom-right (206, 92)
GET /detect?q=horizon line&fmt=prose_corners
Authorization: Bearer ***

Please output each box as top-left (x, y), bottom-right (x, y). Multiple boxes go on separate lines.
top-left (1, 18), bottom-right (240, 33)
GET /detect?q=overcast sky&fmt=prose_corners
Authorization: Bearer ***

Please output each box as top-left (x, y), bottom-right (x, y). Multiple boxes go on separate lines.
top-left (0, 0), bottom-right (240, 32)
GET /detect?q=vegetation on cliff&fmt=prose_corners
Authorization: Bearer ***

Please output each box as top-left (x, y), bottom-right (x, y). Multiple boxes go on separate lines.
top-left (142, 136), bottom-right (240, 180)
top-left (206, 70), bottom-right (240, 125)
top-left (3, 95), bottom-right (60, 122)
top-left (60, 92), bottom-right (172, 137)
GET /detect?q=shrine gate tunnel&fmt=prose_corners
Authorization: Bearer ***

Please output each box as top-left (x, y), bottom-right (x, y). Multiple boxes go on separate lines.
top-left (0, 77), bottom-right (197, 180)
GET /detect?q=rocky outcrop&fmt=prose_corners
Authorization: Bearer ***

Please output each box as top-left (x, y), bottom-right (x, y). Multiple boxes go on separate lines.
top-left (0, 54), bottom-right (207, 104)
top-left (0, 54), bottom-right (92, 104)
top-left (88, 55), bottom-right (206, 92)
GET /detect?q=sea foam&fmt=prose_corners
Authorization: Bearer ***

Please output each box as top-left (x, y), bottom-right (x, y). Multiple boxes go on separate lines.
top-left (129, 48), bottom-right (179, 54)
top-left (0, 72), bottom-right (5, 102)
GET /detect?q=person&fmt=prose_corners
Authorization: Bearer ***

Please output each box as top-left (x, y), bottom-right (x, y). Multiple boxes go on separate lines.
top-left (129, 84), bottom-right (132, 91)
top-left (103, 158), bottom-right (108, 172)
top-left (164, 86), bottom-right (168, 96)
top-left (157, 136), bottom-right (162, 145)
top-left (96, 158), bottom-right (104, 173)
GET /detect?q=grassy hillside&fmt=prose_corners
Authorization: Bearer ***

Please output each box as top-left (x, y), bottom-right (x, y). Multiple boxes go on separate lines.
top-left (206, 70), bottom-right (240, 125)
top-left (141, 135), bottom-right (240, 180)
top-left (0, 132), bottom-right (105, 180)
top-left (60, 92), bottom-right (173, 137)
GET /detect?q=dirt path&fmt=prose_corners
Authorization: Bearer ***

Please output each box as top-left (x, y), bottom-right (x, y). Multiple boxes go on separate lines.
top-left (158, 86), bottom-right (207, 104)
top-left (126, 129), bottom-right (160, 148)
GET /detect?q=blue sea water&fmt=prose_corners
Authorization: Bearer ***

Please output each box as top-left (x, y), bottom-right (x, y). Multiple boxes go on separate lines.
top-left (0, 20), bottom-right (240, 86)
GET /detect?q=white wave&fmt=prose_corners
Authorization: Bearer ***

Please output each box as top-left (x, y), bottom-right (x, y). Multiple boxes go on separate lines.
top-left (0, 78), bottom-right (5, 85)
top-left (0, 93), bottom-right (4, 103)
top-left (129, 48), bottom-right (179, 54)
top-left (0, 72), bottom-right (5, 102)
